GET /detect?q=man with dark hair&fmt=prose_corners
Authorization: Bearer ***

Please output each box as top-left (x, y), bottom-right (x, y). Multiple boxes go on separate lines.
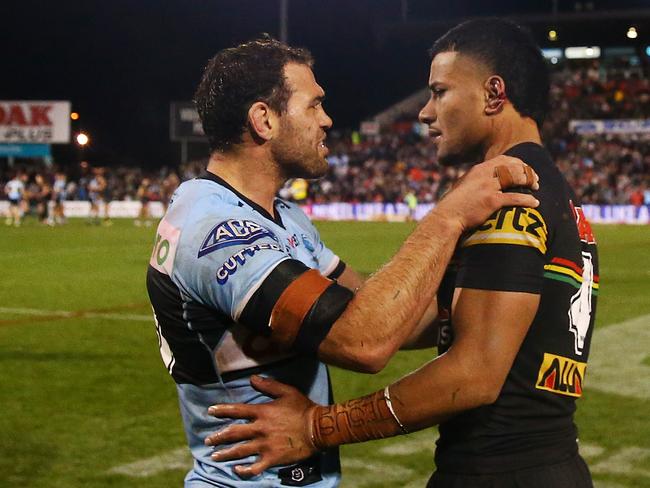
top-left (206, 20), bottom-right (598, 488)
top-left (147, 35), bottom-right (538, 487)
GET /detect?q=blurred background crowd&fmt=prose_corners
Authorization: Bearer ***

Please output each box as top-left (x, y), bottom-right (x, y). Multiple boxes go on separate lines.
top-left (2, 58), bottom-right (650, 223)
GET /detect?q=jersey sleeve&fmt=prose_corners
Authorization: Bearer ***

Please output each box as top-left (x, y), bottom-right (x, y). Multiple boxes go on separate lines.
top-left (305, 219), bottom-right (345, 278)
top-left (287, 201), bottom-right (345, 278)
top-left (175, 215), bottom-right (291, 323)
top-left (456, 206), bottom-right (549, 293)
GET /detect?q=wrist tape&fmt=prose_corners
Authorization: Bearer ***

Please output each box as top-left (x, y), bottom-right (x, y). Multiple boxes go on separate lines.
top-left (310, 388), bottom-right (406, 449)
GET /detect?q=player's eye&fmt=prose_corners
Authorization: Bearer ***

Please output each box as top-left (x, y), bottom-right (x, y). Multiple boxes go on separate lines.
top-left (432, 88), bottom-right (446, 99)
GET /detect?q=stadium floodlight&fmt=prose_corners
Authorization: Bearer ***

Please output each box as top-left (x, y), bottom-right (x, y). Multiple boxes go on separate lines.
top-left (565, 46), bottom-right (601, 59)
top-left (70, 112), bottom-right (79, 120)
top-left (627, 27), bottom-right (638, 39)
top-left (76, 132), bottom-right (90, 146)
top-left (548, 29), bottom-right (558, 41)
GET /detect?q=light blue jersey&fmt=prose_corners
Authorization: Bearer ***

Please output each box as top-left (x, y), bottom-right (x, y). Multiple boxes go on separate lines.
top-left (147, 173), bottom-right (342, 487)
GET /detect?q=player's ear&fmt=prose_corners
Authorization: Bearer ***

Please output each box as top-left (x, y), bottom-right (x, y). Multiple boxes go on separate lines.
top-left (484, 75), bottom-right (507, 116)
top-left (247, 101), bottom-right (276, 143)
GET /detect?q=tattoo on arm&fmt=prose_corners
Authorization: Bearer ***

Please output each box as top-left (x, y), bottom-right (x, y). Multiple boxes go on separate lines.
top-left (311, 390), bottom-right (403, 449)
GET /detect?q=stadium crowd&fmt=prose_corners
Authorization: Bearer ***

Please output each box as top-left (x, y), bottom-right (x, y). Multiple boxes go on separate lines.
top-left (2, 59), bottom-right (650, 225)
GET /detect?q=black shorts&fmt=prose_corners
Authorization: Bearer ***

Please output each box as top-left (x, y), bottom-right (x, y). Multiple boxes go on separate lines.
top-left (426, 453), bottom-right (593, 488)
top-left (9, 198), bottom-right (20, 206)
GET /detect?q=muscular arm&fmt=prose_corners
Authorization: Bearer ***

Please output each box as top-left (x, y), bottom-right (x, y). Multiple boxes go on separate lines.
top-left (317, 210), bottom-right (462, 372)
top-left (315, 158), bottom-right (538, 372)
top-left (205, 288), bottom-right (540, 475)
top-left (236, 157), bottom-right (538, 373)
top-left (384, 288), bottom-right (539, 430)
top-left (336, 264), bottom-right (440, 351)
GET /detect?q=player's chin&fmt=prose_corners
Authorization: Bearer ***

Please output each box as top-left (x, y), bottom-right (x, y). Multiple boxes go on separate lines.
top-left (304, 156), bottom-right (329, 179)
top-left (437, 146), bottom-right (476, 167)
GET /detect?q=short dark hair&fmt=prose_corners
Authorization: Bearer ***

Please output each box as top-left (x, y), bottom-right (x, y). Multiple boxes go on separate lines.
top-left (430, 18), bottom-right (549, 127)
top-left (194, 36), bottom-right (313, 153)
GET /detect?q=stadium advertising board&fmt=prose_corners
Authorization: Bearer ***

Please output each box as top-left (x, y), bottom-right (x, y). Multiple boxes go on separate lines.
top-left (0, 143), bottom-right (51, 157)
top-left (0, 201), bottom-right (646, 223)
top-left (170, 102), bottom-right (206, 141)
top-left (0, 101), bottom-right (71, 143)
top-left (301, 203), bottom-right (650, 224)
top-left (570, 119), bottom-right (650, 135)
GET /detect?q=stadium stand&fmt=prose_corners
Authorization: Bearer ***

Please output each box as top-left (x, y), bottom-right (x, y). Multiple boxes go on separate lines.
top-left (2, 59), bottom-right (649, 219)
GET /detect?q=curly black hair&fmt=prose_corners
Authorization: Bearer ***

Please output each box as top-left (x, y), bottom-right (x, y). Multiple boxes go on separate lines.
top-left (194, 36), bottom-right (313, 153)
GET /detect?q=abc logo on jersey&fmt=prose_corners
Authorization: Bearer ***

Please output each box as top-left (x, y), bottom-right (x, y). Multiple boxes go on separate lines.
top-left (198, 219), bottom-right (276, 257)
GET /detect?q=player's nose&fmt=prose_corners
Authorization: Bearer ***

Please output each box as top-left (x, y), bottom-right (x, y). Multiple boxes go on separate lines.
top-left (418, 97), bottom-right (436, 125)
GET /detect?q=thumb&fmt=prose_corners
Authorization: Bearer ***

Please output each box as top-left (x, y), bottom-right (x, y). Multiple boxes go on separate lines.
top-left (250, 375), bottom-right (296, 398)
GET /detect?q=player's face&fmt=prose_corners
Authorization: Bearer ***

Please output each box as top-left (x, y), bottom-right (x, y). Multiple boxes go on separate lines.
top-left (271, 63), bottom-right (333, 179)
top-left (419, 51), bottom-right (491, 166)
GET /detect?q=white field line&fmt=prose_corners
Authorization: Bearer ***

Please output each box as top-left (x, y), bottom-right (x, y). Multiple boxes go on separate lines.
top-left (106, 314), bottom-right (650, 486)
top-left (0, 306), bottom-right (152, 322)
top-left (587, 314), bottom-right (650, 400)
top-left (108, 447), bottom-right (191, 477)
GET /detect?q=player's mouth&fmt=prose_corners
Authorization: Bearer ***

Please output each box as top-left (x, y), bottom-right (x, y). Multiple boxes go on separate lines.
top-left (318, 139), bottom-right (329, 156)
top-left (428, 128), bottom-right (442, 143)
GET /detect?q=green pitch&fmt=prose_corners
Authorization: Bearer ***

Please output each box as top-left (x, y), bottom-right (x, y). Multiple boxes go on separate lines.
top-left (0, 219), bottom-right (648, 488)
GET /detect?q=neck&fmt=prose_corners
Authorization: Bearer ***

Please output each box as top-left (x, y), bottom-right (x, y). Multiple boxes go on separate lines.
top-left (483, 107), bottom-right (542, 160)
top-left (206, 146), bottom-right (284, 216)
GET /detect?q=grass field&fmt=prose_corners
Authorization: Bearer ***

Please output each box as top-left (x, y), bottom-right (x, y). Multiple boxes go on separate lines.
top-left (0, 219), bottom-right (649, 488)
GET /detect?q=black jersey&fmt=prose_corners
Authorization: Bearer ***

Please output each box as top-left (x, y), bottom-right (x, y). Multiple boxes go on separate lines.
top-left (435, 142), bottom-right (599, 474)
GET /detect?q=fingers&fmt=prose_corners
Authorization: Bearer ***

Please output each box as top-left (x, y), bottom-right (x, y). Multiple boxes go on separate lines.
top-left (249, 374), bottom-right (299, 399)
top-left (210, 440), bottom-right (260, 463)
top-left (208, 403), bottom-right (257, 420)
top-left (205, 423), bottom-right (257, 447)
top-left (234, 460), bottom-right (270, 479)
top-left (524, 165), bottom-right (537, 189)
top-left (493, 162), bottom-right (539, 191)
top-left (495, 192), bottom-right (539, 208)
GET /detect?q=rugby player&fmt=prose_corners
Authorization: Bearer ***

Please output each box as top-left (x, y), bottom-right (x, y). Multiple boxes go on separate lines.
top-left (4, 171), bottom-right (25, 227)
top-left (146, 37), bottom-right (538, 487)
top-left (206, 20), bottom-right (599, 488)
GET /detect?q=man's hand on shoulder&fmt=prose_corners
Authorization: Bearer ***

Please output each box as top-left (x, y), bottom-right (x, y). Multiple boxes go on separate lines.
top-left (436, 155), bottom-right (540, 232)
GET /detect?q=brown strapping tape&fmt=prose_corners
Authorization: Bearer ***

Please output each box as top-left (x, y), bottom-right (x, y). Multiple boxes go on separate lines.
top-left (269, 269), bottom-right (332, 349)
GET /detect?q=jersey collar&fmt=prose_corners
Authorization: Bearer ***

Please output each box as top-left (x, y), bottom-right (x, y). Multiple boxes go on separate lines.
top-left (198, 171), bottom-right (285, 229)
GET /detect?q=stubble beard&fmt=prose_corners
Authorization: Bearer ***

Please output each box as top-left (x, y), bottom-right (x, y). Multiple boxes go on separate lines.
top-left (271, 122), bottom-right (328, 180)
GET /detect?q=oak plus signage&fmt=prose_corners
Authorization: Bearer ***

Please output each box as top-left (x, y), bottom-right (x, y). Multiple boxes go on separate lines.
top-left (0, 101), bottom-right (71, 143)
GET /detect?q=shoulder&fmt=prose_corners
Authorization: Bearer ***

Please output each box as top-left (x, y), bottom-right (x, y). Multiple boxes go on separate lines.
top-left (276, 198), bottom-right (314, 229)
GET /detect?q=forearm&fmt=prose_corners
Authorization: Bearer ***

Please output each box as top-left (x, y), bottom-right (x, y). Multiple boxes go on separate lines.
top-left (311, 349), bottom-right (483, 449)
top-left (400, 298), bottom-right (439, 349)
top-left (318, 210), bottom-right (462, 371)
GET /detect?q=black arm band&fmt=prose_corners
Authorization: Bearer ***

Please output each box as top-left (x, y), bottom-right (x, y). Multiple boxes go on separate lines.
top-left (327, 260), bottom-right (347, 280)
top-left (239, 259), bottom-right (311, 334)
top-left (292, 282), bottom-right (354, 355)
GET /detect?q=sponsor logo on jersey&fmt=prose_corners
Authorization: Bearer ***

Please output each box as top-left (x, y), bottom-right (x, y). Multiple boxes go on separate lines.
top-left (287, 233), bottom-right (299, 249)
top-left (301, 233), bottom-right (316, 253)
top-left (570, 200), bottom-right (596, 244)
top-left (462, 207), bottom-right (548, 254)
top-left (216, 242), bottom-right (284, 284)
top-left (198, 219), bottom-right (276, 258)
top-left (536, 352), bottom-right (587, 398)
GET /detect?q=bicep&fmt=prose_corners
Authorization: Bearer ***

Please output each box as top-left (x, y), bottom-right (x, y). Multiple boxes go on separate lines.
top-left (239, 260), bottom-right (354, 353)
top-left (451, 288), bottom-right (540, 388)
